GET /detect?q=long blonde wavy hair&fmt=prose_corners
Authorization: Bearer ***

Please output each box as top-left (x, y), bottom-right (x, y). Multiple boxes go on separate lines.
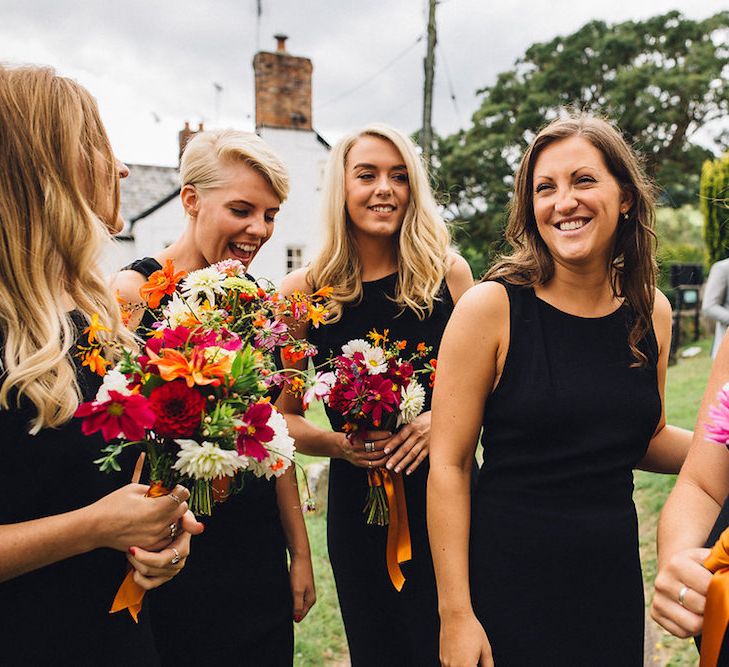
top-left (0, 65), bottom-right (134, 433)
top-left (486, 113), bottom-right (658, 366)
top-left (307, 123), bottom-right (450, 322)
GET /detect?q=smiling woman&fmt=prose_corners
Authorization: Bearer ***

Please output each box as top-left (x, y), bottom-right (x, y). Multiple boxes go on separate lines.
top-left (112, 129), bottom-right (315, 666)
top-left (427, 112), bottom-right (693, 667)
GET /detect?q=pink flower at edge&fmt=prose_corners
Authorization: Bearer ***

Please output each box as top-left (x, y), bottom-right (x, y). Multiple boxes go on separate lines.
top-left (236, 402), bottom-right (275, 461)
top-left (706, 384), bottom-right (729, 445)
top-left (302, 371), bottom-right (336, 410)
top-left (75, 390), bottom-right (156, 442)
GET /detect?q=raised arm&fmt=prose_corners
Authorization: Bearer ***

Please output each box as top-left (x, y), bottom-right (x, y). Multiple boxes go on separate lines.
top-left (427, 281), bottom-right (508, 667)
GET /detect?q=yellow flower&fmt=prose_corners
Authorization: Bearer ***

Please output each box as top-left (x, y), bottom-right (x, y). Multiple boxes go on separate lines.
top-left (307, 303), bottom-right (328, 328)
top-left (368, 328), bottom-right (389, 347)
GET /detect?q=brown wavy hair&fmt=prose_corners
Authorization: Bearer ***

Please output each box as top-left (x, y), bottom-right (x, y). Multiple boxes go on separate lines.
top-left (485, 112), bottom-right (658, 366)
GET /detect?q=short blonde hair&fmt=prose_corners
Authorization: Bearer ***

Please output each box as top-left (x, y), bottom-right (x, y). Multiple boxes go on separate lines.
top-left (0, 64), bottom-right (134, 432)
top-left (308, 123), bottom-right (450, 321)
top-left (180, 129), bottom-right (289, 202)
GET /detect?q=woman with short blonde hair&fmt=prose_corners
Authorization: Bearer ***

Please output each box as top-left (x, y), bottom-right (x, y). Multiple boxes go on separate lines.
top-left (278, 123), bottom-right (473, 666)
top-left (0, 64), bottom-right (201, 665)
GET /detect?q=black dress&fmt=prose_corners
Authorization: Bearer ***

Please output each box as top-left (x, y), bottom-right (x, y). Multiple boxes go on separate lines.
top-left (123, 258), bottom-right (293, 667)
top-left (470, 283), bottom-right (661, 666)
top-left (308, 273), bottom-right (454, 667)
top-left (0, 314), bottom-right (159, 666)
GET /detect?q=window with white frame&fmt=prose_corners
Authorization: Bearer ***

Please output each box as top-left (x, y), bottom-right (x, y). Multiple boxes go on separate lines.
top-left (286, 246), bottom-right (303, 272)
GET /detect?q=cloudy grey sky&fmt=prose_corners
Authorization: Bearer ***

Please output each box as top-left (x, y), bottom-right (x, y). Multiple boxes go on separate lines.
top-left (1, 0), bottom-right (724, 166)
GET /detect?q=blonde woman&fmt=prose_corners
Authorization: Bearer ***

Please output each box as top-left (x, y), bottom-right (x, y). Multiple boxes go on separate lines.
top-left (113, 129), bottom-right (314, 665)
top-left (277, 123), bottom-right (473, 666)
top-left (0, 65), bottom-right (202, 665)
top-left (428, 114), bottom-right (690, 666)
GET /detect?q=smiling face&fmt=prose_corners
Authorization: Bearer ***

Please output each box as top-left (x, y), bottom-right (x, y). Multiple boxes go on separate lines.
top-left (344, 135), bottom-right (410, 242)
top-left (183, 159), bottom-right (281, 270)
top-left (532, 135), bottom-right (632, 269)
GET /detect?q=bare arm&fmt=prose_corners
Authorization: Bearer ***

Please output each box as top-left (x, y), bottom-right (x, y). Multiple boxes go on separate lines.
top-left (638, 290), bottom-right (692, 474)
top-left (428, 282), bottom-right (509, 667)
top-left (702, 262), bottom-right (729, 326)
top-left (651, 333), bottom-right (729, 637)
top-left (275, 466), bottom-right (316, 621)
top-left (110, 269), bottom-right (148, 330)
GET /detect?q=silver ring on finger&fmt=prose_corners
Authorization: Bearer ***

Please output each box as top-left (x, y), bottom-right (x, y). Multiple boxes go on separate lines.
top-left (168, 522), bottom-right (178, 539)
top-left (364, 441), bottom-right (375, 453)
top-left (678, 585), bottom-right (689, 607)
top-left (368, 460), bottom-right (372, 468)
top-left (170, 547), bottom-right (181, 565)
top-left (168, 492), bottom-right (182, 505)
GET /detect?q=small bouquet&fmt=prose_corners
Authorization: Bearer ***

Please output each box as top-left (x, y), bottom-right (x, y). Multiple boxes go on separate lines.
top-left (305, 329), bottom-right (434, 526)
top-left (75, 258), bottom-right (329, 516)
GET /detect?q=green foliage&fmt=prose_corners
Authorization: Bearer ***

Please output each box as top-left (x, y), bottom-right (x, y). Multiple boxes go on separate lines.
top-left (701, 153), bottom-right (729, 266)
top-left (434, 10), bottom-right (729, 276)
top-left (655, 205), bottom-right (704, 296)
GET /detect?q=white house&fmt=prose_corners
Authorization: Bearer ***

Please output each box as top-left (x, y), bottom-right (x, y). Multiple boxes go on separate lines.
top-left (102, 35), bottom-right (329, 287)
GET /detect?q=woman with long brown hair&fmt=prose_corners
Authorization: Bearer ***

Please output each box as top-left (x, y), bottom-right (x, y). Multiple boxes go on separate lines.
top-left (428, 113), bottom-right (690, 666)
top-left (0, 64), bottom-right (201, 665)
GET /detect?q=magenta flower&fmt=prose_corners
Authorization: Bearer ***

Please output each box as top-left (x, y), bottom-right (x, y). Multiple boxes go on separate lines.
top-left (254, 319), bottom-right (289, 351)
top-left (236, 402), bottom-right (275, 461)
top-left (75, 391), bottom-right (156, 442)
top-left (706, 383), bottom-right (729, 445)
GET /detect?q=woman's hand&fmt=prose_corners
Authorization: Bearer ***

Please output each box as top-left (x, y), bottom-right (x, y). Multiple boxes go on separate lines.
top-left (289, 552), bottom-right (316, 623)
top-left (339, 430), bottom-right (390, 469)
top-left (126, 522), bottom-right (195, 590)
top-left (87, 483), bottom-right (195, 552)
top-left (651, 547), bottom-right (712, 638)
top-left (440, 611), bottom-right (494, 667)
top-left (380, 411), bottom-right (431, 475)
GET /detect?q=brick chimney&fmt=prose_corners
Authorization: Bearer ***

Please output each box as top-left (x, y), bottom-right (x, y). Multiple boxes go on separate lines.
top-left (253, 35), bottom-right (313, 131)
top-left (178, 121), bottom-right (204, 162)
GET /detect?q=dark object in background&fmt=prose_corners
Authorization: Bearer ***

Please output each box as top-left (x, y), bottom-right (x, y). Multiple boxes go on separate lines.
top-left (669, 263), bottom-right (705, 364)
top-left (670, 264), bottom-right (704, 289)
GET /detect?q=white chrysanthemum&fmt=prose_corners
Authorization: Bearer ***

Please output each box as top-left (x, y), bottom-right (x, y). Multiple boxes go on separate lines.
top-left (161, 292), bottom-right (206, 328)
top-left (341, 339), bottom-right (372, 358)
top-left (95, 368), bottom-right (132, 403)
top-left (248, 409), bottom-right (295, 480)
top-left (397, 380), bottom-right (426, 427)
top-left (181, 266), bottom-right (227, 306)
top-left (173, 439), bottom-right (248, 481)
top-left (362, 347), bottom-right (387, 374)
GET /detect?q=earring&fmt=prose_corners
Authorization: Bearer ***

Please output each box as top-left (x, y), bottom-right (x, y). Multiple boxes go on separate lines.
top-left (622, 211), bottom-right (629, 220)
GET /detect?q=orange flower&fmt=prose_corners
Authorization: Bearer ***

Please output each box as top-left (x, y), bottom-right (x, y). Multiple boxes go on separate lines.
top-left (139, 259), bottom-right (186, 308)
top-left (307, 303), bottom-right (328, 328)
top-left (81, 348), bottom-right (110, 377)
top-left (149, 347), bottom-right (232, 388)
top-left (417, 342), bottom-right (427, 355)
top-left (288, 376), bottom-right (305, 395)
top-left (428, 358), bottom-right (438, 388)
top-left (396, 340), bottom-right (407, 350)
top-left (368, 328), bottom-right (389, 347)
top-left (83, 313), bottom-right (111, 344)
top-left (253, 311), bottom-right (268, 328)
top-left (312, 285), bottom-right (334, 299)
top-left (282, 345), bottom-right (306, 364)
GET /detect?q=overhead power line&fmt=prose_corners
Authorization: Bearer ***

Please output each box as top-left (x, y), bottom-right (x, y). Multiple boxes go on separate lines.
top-left (317, 35), bottom-right (424, 110)
top-left (437, 42), bottom-right (462, 129)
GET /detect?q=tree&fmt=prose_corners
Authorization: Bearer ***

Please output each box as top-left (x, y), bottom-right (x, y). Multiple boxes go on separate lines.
top-left (701, 154), bottom-right (729, 266)
top-left (435, 10), bottom-right (729, 274)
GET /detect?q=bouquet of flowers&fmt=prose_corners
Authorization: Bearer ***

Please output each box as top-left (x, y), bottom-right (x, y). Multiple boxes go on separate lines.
top-left (304, 329), bottom-right (434, 526)
top-left (75, 258), bottom-right (329, 516)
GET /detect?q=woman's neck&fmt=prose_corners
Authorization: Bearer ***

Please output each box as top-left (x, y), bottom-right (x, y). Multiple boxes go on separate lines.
top-left (354, 235), bottom-right (398, 282)
top-left (156, 229), bottom-right (208, 274)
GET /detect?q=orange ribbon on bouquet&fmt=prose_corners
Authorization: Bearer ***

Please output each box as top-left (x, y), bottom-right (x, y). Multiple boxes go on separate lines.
top-left (368, 468), bottom-right (412, 591)
top-left (701, 529), bottom-right (729, 666)
top-left (109, 479), bottom-right (172, 623)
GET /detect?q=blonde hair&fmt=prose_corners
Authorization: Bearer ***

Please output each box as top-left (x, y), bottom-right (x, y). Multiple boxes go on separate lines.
top-left (0, 65), bottom-right (134, 433)
top-left (486, 112), bottom-right (658, 366)
top-left (180, 128), bottom-right (289, 202)
top-left (308, 123), bottom-right (450, 321)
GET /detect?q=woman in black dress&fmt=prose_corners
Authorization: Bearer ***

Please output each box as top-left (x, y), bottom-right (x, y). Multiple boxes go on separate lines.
top-left (428, 114), bottom-right (691, 666)
top-left (0, 64), bottom-right (201, 666)
top-left (113, 128), bottom-right (315, 666)
top-left (277, 123), bottom-right (473, 666)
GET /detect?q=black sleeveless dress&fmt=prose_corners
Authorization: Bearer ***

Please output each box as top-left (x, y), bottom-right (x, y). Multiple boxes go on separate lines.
top-left (123, 258), bottom-right (293, 667)
top-left (0, 314), bottom-right (159, 666)
top-left (308, 273), bottom-right (454, 667)
top-left (470, 282), bottom-right (662, 666)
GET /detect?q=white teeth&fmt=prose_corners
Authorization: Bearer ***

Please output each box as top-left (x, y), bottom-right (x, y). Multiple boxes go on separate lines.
top-left (558, 219), bottom-right (587, 231)
top-left (371, 205), bottom-right (394, 212)
top-left (232, 242), bottom-right (257, 252)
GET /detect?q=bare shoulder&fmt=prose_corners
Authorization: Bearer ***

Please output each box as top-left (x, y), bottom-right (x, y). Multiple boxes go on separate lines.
top-left (652, 288), bottom-right (672, 328)
top-left (450, 280), bottom-right (510, 332)
top-left (279, 267), bottom-right (312, 297)
top-left (444, 251), bottom-right (474, 304)
top-left (111, 270), bottom-right (146, 304)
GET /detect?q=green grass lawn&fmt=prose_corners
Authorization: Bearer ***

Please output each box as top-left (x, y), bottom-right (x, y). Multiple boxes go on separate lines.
top-left (292, 342), bottom-right (716, 666)
top-left (637, 338), bottom-right (713, 666)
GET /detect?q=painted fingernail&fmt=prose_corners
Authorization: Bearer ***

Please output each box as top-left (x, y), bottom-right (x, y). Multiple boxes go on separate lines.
top-left (128, 547), bottom-right (136, 556)
top-left (294, 614), bottom-right (302, 623)
top-left (394, 467), bottom-right (400, 473)
top-left (384, 448), bottom-right (390, 454)
top-left (386, 462), bottom-right (392, 470)
top-left (199, 523), bottom-right (205, 532)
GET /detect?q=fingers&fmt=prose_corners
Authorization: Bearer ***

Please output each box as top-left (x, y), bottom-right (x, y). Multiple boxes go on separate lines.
top-left (180, 509), bottom-right (205, 535)
top-left (127, 534), bottom-right (190, 577)
top-left (132, 568), bottom-right (174, 591)
top-left (345, 432), bottom-right (390, 468)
